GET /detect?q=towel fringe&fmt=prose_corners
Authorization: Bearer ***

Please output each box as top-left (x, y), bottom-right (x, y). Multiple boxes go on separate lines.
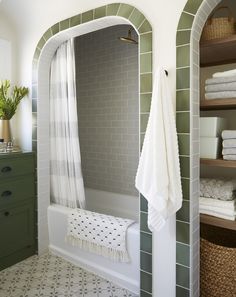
top-left (65, 235), bottom-right (130, 263)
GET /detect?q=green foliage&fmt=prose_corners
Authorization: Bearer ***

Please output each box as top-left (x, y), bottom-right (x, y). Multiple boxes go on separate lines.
top-left (0, 80), bottom-right (29, 120)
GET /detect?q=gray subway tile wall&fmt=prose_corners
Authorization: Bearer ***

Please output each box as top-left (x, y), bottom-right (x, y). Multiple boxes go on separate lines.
top-left (75, 25), bottom-right (139, 196)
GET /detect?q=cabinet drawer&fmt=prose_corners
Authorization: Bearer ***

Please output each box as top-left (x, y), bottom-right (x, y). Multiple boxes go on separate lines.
top-left (0, 156), bottom-right (34, 179)
top-left (0, 201), bottom-right (35, 258)
top-left (0, 176), bottom-right (35, 208)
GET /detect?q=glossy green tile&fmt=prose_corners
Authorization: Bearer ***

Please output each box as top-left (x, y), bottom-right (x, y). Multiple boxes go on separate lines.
top-left (107, 3), bottom-right (120, 16)
top-left (60, 18), bottom-right (70, 31)
top-left (176, 112), bottom-right (190, 133)
top-left (176, 242), bottom-right (190, 267)
top-left (51, 23), bottom-right (59, 35)
top-left (184, 0), bottom-right (203, 14)
top-left (141, 113), bottom-right (149, 133)
top-left (129, 9), bottom-right (145, 28)
top-left (180, 156), bottom-right (190, 178)
top-left (141, 93), bottom-right (152, 113)
top-left (70, 15), bottom-right (81, 27)
top-left (33, 48), bottom-right (41, 60)
top-left (82, 10), bottom-right (94, 23)
top-left (37, 37), bottom-right (46, 50)
top-left (181, 178), bottom-right (190, 200)
top-left (140, 53), bottom-right (152, 74)
top-left (176, 285), bottom-right (190, 297)
top-left (177, 45), bottom-right (190, 68)
top-left (32, 69), bottom-right (37, 84)
top-left (140, 73), bottom-right (152, 93)
top-left (178, 134), bottom-right (190, 156)
top-left (140, 195), bottom-right (148, 212)
top-left (32, 127), bottom-right (37, 141)
top-left (176, 30), bottom-right (191, 46)
top-left (176, 264), bottom-right (190, 289)
top-left (141, 271), bottom-right (152, 293)
top-left (43, 28), bottom-right (52, 41)
top-left (32, 85), bottom-right (37, 99)
top-left (141, 212), bottom-right (151, 233)
top-left (32, 99), bottom-right (37, 112)
top-left (32, 113), bottom-right (37, 126)
top-left (32, 141), bottom-right (37, 152)
top-left (117, 4), bottom-right (134, 19)
top-left (94, 6), bottom-right (106, 19)
top-left (140, 33), bottom-right (152, 53)
top-left (141, 290), bottom-right (152, 297)
top-left (177, 12), bottom-right (194, 30)
top-left (141, 251), bottom-right (152, 273)
top-left (176, 67), bottom-right (190, 89)
top-left (177, 200), bottom-right (190, 222)
top-left (140, 133), bottom-right (145, 151)
top-left (176, 221), bottom-right (190, 244)
top-left (139, 20), bottom-right (152, 34)
top-left (140, 232), bottom-right (152, 254)
top-left (176, 90), bottom-right (190, 111)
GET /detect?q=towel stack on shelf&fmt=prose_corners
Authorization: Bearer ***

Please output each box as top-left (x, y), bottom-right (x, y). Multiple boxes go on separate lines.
top-left (205, 69), bottom-right (236, 100)
top-left (200, 178), bottom-right (236, 221)
top-left (222, 130), bottom-right (236, 160)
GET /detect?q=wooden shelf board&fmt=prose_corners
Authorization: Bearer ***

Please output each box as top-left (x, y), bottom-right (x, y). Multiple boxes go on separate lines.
top-left (200, 214), bottom-right (236, 231)
top-left (200, 35), bottom-right (236, 67)
top-left (200, 98), bottom-right (236, 110)
top-left (200, 158), bottom-right (236, 168)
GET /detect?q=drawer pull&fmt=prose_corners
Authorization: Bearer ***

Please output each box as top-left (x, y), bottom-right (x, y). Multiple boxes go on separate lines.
top-left (4, 211), bottom-right (10, 216)
top-left (1, 191), bottom-right (12, 197)
top-left (1, 166), bottom-right (12, 173)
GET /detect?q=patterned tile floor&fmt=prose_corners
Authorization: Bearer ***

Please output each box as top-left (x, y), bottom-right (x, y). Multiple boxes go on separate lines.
top-left (0, 252), bottom-right (138, 297)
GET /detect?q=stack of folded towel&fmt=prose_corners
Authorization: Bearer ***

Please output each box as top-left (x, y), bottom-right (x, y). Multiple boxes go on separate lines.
top-left (222, 130), bottom-right (236, 160)
top-left (205, 69), bottom-right (236, 100)
top-left (200, 178), bottom-right (236, 221)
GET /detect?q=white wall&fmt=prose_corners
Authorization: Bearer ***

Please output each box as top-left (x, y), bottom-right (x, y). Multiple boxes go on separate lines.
top-left (0, 8), bottom-right (19, 142)
top-left (0, 1), bottom-right (188, 296)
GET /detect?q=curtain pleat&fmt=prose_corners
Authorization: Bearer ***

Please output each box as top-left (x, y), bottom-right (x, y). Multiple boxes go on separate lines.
top-left (49, 39), bottom-right (85, 209)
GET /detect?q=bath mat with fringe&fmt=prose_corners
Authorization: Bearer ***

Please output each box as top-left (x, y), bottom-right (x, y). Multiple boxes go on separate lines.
top-left (66, 208), bottom-right (134, 262)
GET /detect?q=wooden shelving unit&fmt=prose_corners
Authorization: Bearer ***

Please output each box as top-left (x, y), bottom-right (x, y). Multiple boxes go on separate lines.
top-left (200, 214), bottom-right (236, 231)
top-left (200, 35), bottom-right (236, 67)
top-left (200, 158), bottom-right (236, 168)
top-left (200, 98), bottom-right (236, 110)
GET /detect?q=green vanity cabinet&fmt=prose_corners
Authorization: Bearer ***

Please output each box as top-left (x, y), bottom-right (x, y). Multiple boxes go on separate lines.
top-left (0, 152), bottom-right (36, 271)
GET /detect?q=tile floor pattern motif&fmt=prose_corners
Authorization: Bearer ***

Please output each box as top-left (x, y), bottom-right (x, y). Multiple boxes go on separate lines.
top-left (0, 252), bottom-right (138, 297)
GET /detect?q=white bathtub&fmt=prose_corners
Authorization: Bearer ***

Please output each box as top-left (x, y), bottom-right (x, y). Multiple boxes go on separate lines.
top-left (47, 188), bottom-right (140, 294)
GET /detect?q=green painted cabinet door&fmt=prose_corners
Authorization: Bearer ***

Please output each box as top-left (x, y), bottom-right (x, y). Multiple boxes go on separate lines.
top-left (0, 201), bottom-right (35, 259)
top-left (0, 152), bottom-right (36, 271)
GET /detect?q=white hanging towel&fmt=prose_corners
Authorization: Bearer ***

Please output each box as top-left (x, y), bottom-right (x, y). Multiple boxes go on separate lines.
top-left (135, 68), bottom-right (182, 231)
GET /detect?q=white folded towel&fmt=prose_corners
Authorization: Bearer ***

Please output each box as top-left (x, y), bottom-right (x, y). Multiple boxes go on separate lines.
top-left (205, 82), bottom-right (236, 92)
top-left (135, 68), bottom-right (182, 232)
top-left (206, 76), bottom-right (236, 85)
top-left (213, 69), bottom-right (236, 78)
top-left (222, 148), bottom-right (236, 155)
top-left (223, 139), bottom-right (236, 148)
top-left (222, 130), bottom-right (236, 139)
top-left (200, 178), bottom-right (236, 201)
top-left (199, 208), bottom-right (235, 221)
top-left (223, 155), bottom-right (236, 161)
top-left (200, 197), bottom-right (235, 210)
top-left (205, 91), bottom-right (236, 100)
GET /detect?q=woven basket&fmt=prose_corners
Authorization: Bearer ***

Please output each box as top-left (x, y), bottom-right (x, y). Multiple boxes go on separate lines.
top-left (200, 237), bottom-right (236, 297)
top-left (201, 6), bottom-right (235, 41)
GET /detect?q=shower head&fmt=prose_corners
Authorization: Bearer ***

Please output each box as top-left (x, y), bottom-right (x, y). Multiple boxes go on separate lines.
top-left (119, 28), bottom-right (138, 44)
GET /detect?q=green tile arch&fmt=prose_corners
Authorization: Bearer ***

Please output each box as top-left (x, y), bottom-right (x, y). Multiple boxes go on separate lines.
top-left (32, 3), bottom-right (153, 296)
top-left (176, 0), bottom-right (205, 295)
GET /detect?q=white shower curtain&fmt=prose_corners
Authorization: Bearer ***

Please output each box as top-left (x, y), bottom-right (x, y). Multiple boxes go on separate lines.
top-left (50, 39), bottom-right (86, 209)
